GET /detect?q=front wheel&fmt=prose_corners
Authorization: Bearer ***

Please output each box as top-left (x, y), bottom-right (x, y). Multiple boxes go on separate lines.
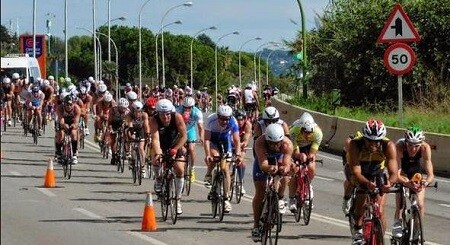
top-left (370, 218), bottom-right (385, 245)
top-left (410, 207), bottom-right (424, 245)
top-left (301, 175), bottom-right (312, 225)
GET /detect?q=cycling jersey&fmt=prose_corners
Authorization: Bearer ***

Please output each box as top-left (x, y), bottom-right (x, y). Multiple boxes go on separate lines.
top-left (244, 88), bottom-right (255, 104)
top-left (290, 124), bottom-right (323, 153)
top-left (176, 106), bottom-right (203, 142)
top-left (351, 137), bottom-right (390, 180)
top-left (110, 107), bottom-right (129, 130)
top-left (155, 113), bottom-right (179, 151)
top-left (62, 106), bottom-right (75, 125)
top-left (205, 113), bottom-right (239, 153)
top-left (253, 141), bottom-right (284, 181)
top-left (398, 139), bottom-right (423, 179)
top-left (130, 113), bottom-right (146, 140)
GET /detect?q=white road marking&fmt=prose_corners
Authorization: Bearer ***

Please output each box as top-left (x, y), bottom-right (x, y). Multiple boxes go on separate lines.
top-left (438, 204), bottom-right (450, 208)
top-left (36, 188), bottom-right (56, 197)
top-left (73, 208), bottom-right (103, 219)
top-left (315, 176), bottom-right (334, 181)
top-left (127, 231), bottom-right (169, 245)
top-left (10, 171), bottom-right (22, 176)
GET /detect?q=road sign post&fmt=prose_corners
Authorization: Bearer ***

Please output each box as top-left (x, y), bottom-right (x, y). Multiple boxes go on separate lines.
top-left (377, 3), bottom-right (420, 127)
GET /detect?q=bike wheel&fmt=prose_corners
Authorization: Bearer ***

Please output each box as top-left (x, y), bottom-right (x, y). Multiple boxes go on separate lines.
top-left (294, 195), bottom-right (302, 222)
top-left (230, 165), bottom-right (236, 202)
top-left (160, 177), bottom-right (169, 221)
top-left (33, 118), bottom-right (38, 144)
top-left (272, 193), bottom-right (281, 244)
top-left (411, 207), bottom-right (424, 245)
top-left (370, 218), bottom-right (385, 245)
top-left (136, 151), bottom-right (142, 186)
top-left (79, 127), bottom-right (85, 150)
top-left (184, 153), bottom-right (192, 196)
top-left (131, 159), bottom-right (137, 184)
top-left (301, 175), bottom-right (312, 225)
top-left (210, 170), bottom-right (218, 218)
top-left (169, 177), bottom-right (178, 224)
top-left (116, 139), bottom-right (122, 172)
top-left (218, 172), bottom-right (226, 222)
top-left (235, 178), bottom-right (243, 204)
top-left (67, 140), bottom-right (73, 179)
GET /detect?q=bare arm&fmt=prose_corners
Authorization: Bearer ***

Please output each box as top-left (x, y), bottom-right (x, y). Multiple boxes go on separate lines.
top-left (150, 117), bottom-right (162, 156)
top-left (421, 142), bottom-right (434, 184)
top-left (173, 113), bottom-right (187, 151)
top-left (385, 141), bottom-right (398, 185)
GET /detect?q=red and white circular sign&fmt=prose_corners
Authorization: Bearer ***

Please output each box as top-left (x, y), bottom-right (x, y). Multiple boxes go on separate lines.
top-left (383, 43), bottom-right (416, 75)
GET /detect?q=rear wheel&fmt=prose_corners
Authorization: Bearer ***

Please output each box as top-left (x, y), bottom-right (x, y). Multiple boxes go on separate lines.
top-left (136, 151), bottom-right (142, 186)
top-left (161, 176), bottom-right (169, 221)
top-left (218, 172), bottom-right (226, 222)
top-left (169, 177), bottom-right (178, 224)
top-left (371, 218), bottom-right (385, 245)
top-left (301, 175), bottom-right (312, 225)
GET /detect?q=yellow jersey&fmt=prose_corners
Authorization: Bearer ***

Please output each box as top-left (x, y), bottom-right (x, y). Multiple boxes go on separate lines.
top-left (290, 124), bottom-right (323, 153)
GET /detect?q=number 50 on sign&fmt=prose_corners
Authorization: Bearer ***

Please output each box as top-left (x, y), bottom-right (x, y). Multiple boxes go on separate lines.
top-left (383, 43), bottom-right (416, 75)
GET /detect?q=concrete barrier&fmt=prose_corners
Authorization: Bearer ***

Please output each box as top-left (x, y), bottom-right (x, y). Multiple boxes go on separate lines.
top-left (272, 98), bottom-right (450, 175)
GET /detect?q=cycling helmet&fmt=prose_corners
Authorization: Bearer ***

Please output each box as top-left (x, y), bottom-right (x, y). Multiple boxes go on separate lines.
top-left (185, 86), bottom-right (193, 95)
top-left (165, 88), bottom-right (173, 96)
top-left (3, 77), bottom-right (11, 84)
top-left (183, 96), bottom-right (195, 107)
top-left (234, 110), bottom-right (246, 120)
top-left (132, 101), bottom-right (144, 111)
top-left (118, 97), bottom-right (129, 108)
top-left (43, 79), bottom-right (50, 87)
top-left (60, 91), bottom-right (69, 100)
top-left (156, 99), bottom-right (175, 113)
top-left (146, 97), bottom-right (157, 108)
top-left (297, 112), bottom-right (315, 132)
top-left (88, 76), bottom-right (94, 82)
top-left (104, 93), bottom-right (113, 102)
top-left (98, 84), bottom-right (107, 93)
top-left (404, 126), bottom-right (425, 144)
top-left (265, 124), bottom-right (285, 142)
top-left (48, 75), bottom-right (55, 80)
top-left (64, 94), bottom-right (73, 104)
top-left (362, 119), bottom-right (387, 141)
top-left (262, 106), bottom-right (280, 120)
top-left (12, 73), bottom-right (20, 79)
top-left (32, 86), bottom-right (40, 93)
top-left (127, 91), bottom-right (138, 101)
top-left (98, 80), bottom-right (105, 85)
top-left (68, 84), bottom-right (77, 93)
top-left (245, 83), bottom-right (252, 89)
top-left (79, 86), bottom-right (87, 94)
top-left (217, 105), bottom-right (233, 117)
top-left (65, 77), bottom-right (71, 83)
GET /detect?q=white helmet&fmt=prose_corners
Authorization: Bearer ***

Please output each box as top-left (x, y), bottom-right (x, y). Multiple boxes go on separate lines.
top-left (265, 123), bottom-right (285, 142)
top-left (60, 91), bottom-right (69, 100)
top-left (118, 97), bottom-right (129, 108)
top-left (98, 80), bottom-right (105, 85)
top-left (165, 88), bottom-right (173, 96)
top-left (43, 79), bottom-right (50, 87)
top-left (104, 93), bottom-right (113, 102)
top-left (217, 105), bottom-right (233, 117)
top-left (98, 84), bottom-right (107, 93)
top-left (298, 112), bottom-right (316, 133)
top-left (80, 87), bottom-right (88, 94)
top-left (88, 76), bottom-right (94, 82)
top-left (65, 77), bottom-right (71, 83)
top-left (12, 73), bottom-right (20, 79)
top-left (262, 106), bottom-right (280, 120)
top-left (68, 84), bottom-right (77, 93)
top-left (48, 75), bottom-right (55, 80)
top-left (156, 99), bottom-right (175, 113)
top-left (132, 101), bottom-right (144, 111)
top-left (183, 96), bottom-right (195, 107)
top-left (3, 77), bottom-right (11, 84)
top-left (127, 91), bottom-right (138, 101)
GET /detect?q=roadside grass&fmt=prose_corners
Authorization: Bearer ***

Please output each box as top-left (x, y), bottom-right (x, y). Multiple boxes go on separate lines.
top-left (286, 96), bottom-right (450, 135)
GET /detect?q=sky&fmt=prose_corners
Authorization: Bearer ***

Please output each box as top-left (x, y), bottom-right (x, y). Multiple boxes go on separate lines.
top-left (1, 0), bottom-right (330, 52)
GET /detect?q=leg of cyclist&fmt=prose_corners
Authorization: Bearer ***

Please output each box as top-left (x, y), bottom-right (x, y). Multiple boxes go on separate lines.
top-left (70, 124), bottom-right (79, 164)
top-left (174, 149), bottom-right (186, 214)
top-left (251, 159), bottom-right (267, 242)
top-left (342, 164), bottom-right (354, 215)
top-left (36, 107), bottom-right (43, 135)
top-left (188, 142), bottom-right (196, 180)
top-left (288, 162), bottom-right (300, 212)
top-left (55, 126), bottom-right (64, 162)
top-left (392, 190), bottom-right (404, 238)
top-left (107, 129), bottom-right (116, 165)
top-left (94, 115), bottom-right (102, 142)
top-left (138, 139), bottom-right (146, 177)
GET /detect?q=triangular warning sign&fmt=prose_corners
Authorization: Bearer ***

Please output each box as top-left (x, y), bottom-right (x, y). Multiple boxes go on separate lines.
top-left (377, 3), bottom-right (420, 43)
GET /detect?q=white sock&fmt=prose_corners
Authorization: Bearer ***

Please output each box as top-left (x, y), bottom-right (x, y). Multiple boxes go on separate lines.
top-left (176, 177), bottom-right (184, 199)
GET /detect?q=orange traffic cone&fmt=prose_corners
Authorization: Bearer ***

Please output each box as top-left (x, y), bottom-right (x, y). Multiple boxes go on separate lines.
top-left (44, 159), bottom-right (56, 188)
top-left (141, 192), bottom-right (157, 231)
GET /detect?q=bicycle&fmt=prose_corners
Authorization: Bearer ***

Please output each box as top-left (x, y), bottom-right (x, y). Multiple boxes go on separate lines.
top-left (390, 176), bottom-right (438, 245)
top-left (182, 140), bottom-right (200, 196)
top-left (29, 109), bottom-right (39, 144)
top-left (60, 128), bottom-right (73, 179)
top-left (259, 171), bottom-right (284, 245)
top-left (292, 159), bottom-right (323, 225)
top-left (207, 143), bottom-right (232, 222)
top-left (129, 136), bottom-right (144, 185)
top-left (98, 122), bottom-right (109, 159)
top-left (78, 117), bottom-right (85, 150)
top-left (112, 127), bottom-right (125, 173)
top-left (157, 152), bottom-right (185, 225)
top-left (229, 154), bottom-right (243, 204)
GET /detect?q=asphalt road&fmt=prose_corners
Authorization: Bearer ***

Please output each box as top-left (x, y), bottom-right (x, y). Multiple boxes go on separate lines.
top-left (1, 121), bottom-right (449, 245)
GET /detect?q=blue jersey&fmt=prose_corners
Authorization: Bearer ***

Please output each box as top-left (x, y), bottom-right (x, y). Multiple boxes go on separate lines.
top-left (176, 106), bottom-right (203, 131)
top-left (205, 113), bottom-right (239, 144)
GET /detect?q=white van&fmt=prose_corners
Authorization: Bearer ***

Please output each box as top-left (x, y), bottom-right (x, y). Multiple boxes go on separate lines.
top-left (1, 53), bottom-right (41, 83)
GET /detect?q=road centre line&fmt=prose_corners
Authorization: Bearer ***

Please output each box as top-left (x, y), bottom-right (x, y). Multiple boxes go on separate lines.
top-left (36, 188), bottom-right (56, 197)
top-left (10, 171), bottom-right (22, 176)
top-left (73, 207), bottom-right (103, 219)
top-left (127, 232), bottom-right (169, 245)
top-left (438, 204), bottom-right (450, 208)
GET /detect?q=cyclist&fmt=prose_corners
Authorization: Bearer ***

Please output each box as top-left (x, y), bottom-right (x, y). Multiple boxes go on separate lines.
top-left (234, 109), bottom-right (252, 195)
top-left (348, 119), bottom-right (398, 245)
top-left (251, 123), bottom-right (293, 242)
top-left (243, 83), bottom-right (259, 122)
top-left (262, 85), bottom-right (272, 106)
top-left (2, 77), bottom-right (15, 126)
top-left (94, 92), bottom-right (116, 142)
top-left (288, 112), bottom-right (323, 212)
top-left (176, 96), bottom-right (204, 182)
top-left (55, 95), bottom-right (81, 164)
top-left (226, 85), bottom-right (239, 110)
top-left (126, 91), bottom-right (138, 108)
top-left (107, 98), bottom-right (130, 165)
top-left (391, 126), bottom-right (434, 238)
top-left (26, 86), bottom-right (45, 135)
top-left (125, 101), bottom-right (150, 176)
top-left (150, 99), bottom-right (187, 215)
top-left (11, 73), bottom-right (23, 122)
top-left (78, 87), bottom-right (93, 135)
top-left (203, 105), bottom-right (243, 213)
top-left (144, 96), bottom-right (157, 117)
top-left (342, 131), bottom-right (364, 215)
top-left (41, 79), bottom-right (55, 124)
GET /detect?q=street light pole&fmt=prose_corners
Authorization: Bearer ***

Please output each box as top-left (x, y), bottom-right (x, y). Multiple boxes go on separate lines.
top-left (96, 32), bottom-right (119, 101)
top-left (258, 43), bottom-right (279, 86)
top-left (266, 49), bottom-right (278, 85)
top-left (138, 0), bottom-right (152, 100)
top-left (155, 21), bottom-right (182, 87)
top-left (296, 0), bottom-right (308, 98)
top-left (107, 0), bottom-right (111, 62)
top-left (77, 27), bottom-right (102, 82)
top-left (65, 0), bottom-right (69, 78)
top-left (92, 0), bottom-right (98, 81)
top-left (215, 31), bottom-right (239, 110)
top-left (190, 26), bottom-right (216, 89)
top-left (161, 1), bottom-right (193, 88)
top-left (238, 37), bottom-right (261, 88)
top-left (254, 41), bottom-right (277, 84)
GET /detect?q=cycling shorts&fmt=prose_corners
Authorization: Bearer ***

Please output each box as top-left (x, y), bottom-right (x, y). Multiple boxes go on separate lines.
top-left (187, 127), bottom-right (198, 142)
top-left (244, 102), bottom-right (257, 112)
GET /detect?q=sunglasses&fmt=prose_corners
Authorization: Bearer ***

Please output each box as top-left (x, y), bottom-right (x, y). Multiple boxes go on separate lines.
top-left (365, 138), bottom-right (381, 144)
top-left (264, 118), bottom-right (278, 124)
top-left (301, 128), bottom-right (313, 134)
top-left (219, 116), bottom-right (230, 122)
top-left (407, 142), bottom-right (421, 148)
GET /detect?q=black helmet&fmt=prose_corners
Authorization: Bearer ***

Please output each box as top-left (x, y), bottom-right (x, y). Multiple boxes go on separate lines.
top-left (234, 110), bottom-right (246, 120)
top-left (64, 95), bottom-right (73, 104)
top-left (32, 86), bottom-right (40, 93)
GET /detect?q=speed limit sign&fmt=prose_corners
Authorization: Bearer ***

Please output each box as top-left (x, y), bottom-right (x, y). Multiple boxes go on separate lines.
top-left (383, 43), bottom-right (416, 75)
